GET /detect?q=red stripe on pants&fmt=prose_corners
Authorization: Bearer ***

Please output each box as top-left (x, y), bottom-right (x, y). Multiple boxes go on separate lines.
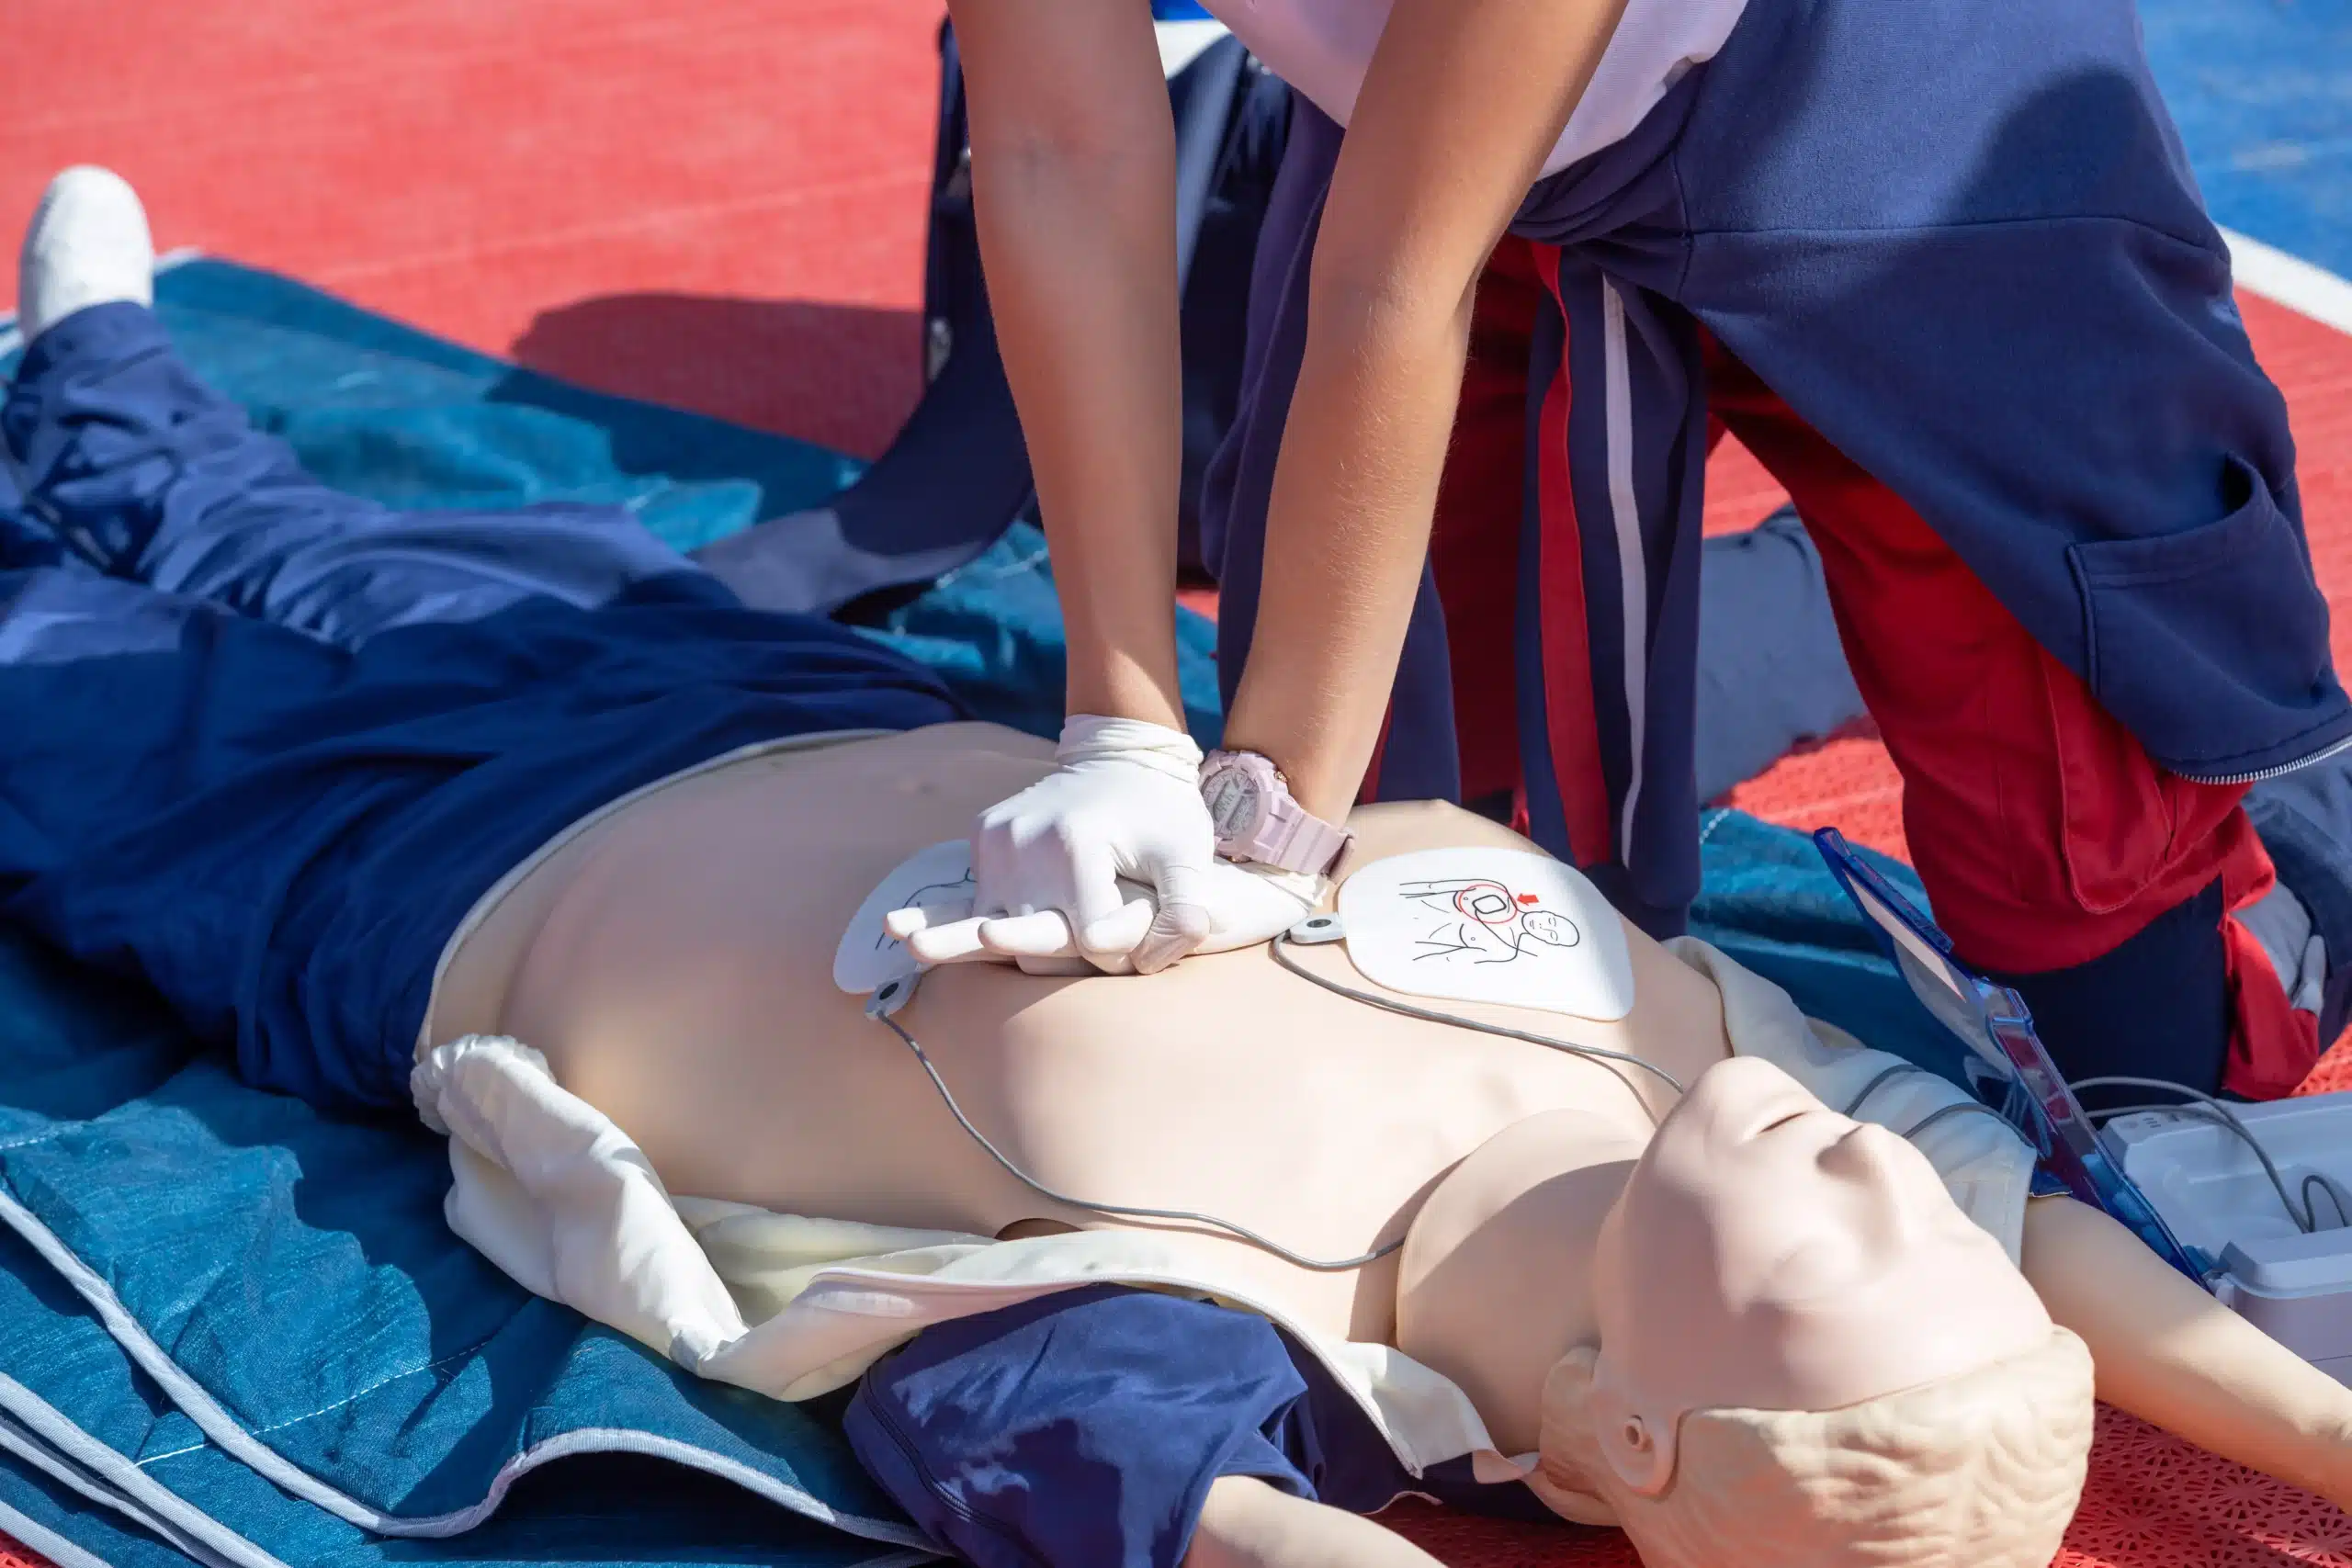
top-left (1428, 240), bottom-right (1541, 807)
top-left (1526, 243), bottom-right (1614, 867)
top-left (1702, 336), bottom-right (2309, 1097)
top-left (1429, 237), bottom-right (1611, 862)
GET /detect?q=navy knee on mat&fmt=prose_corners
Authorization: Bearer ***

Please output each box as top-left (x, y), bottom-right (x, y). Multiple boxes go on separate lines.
top-left (1984, 879), bottom-right (2231, 1109)
top-left (1692, 506), bottom-right (1866, 802)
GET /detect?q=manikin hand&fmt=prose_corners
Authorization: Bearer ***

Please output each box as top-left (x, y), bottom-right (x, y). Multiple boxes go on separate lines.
top-left (884, 716), bottom-right (1323, 975)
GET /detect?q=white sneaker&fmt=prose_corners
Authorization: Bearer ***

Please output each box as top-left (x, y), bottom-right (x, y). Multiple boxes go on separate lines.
top-left (18, 166), bottom-right (154, 344)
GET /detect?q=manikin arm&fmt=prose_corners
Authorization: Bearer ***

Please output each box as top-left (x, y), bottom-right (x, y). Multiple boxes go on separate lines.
top-left (2020, 1195), bottom-right (2352, 1508)
top-left (1183, 1477), bottom-right (1444, 1568)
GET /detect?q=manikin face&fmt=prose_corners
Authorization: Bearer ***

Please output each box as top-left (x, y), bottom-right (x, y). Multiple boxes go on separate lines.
top-left (1583, 1056), bottom-right (2052, 1493)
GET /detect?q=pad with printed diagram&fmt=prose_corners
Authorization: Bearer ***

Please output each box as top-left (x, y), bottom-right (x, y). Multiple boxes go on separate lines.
top-left (1334, 848), bottom-right (1634, 1021)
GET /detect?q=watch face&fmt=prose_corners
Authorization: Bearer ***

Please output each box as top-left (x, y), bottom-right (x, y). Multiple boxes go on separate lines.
top-left (1203, 768), bottom-right (1263, 840)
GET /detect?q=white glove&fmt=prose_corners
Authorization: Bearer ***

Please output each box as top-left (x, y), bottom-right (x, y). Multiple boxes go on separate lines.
top-left (890, 855), bottom-right (1326, 976)
top-left (887, 716), bottom-right (1318, 974)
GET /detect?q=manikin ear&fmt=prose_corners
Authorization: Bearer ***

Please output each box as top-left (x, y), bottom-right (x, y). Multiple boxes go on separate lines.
top-left (1526, 1348), bottom-right (1623, 1526)
top-left (1554, 1346), bottom-right (1679, 1499)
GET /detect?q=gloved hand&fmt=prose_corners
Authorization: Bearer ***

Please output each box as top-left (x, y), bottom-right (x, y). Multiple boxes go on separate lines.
top-left (890, 855), bottom-right (1326, 976)
top-left (884, 716), bottom-right (1318, 974)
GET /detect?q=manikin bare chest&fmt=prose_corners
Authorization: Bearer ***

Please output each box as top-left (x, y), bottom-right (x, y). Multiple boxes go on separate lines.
top-left (431, 727), bottom-right (1732, 1340)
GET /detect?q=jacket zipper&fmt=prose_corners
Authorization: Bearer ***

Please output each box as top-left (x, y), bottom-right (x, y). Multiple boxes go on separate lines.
top-left (2180, 731), bottom-right (2352, 787)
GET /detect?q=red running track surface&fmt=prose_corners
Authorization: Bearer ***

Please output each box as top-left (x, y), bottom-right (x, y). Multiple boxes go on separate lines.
top-left (6, 1), bottom-right (2352, 1563)
top-left (1711, 294), bottom-right (2352, 877)
top-left (4, 0), bottom-right (946, 462)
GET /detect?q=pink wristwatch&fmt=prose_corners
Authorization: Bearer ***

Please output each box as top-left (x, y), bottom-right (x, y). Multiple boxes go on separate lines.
top-left (1199, 750), bottom-right (1351, 876)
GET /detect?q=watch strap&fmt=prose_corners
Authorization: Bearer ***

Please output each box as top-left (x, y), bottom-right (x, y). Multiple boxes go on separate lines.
top-left (1253, 796), bottom-right (1351, 877)
top-left (1204, 750), bottom-right (1351, 875)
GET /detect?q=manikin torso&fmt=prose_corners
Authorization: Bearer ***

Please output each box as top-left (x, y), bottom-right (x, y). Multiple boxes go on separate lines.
top-left (425, 725), bottom-right (1732, 1364)
top-left (415, 724), bottom-right (2352, 1539)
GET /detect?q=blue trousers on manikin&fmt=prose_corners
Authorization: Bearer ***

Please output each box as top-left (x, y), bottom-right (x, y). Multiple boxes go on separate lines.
top-left (0, 302), bottom-right (963, 1111)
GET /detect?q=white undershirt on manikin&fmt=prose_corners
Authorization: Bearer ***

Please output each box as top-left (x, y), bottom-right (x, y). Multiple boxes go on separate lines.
top-left (1193, 0), bottom-right (1747, 177)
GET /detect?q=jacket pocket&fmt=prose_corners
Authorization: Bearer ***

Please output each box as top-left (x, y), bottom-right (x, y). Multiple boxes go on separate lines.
top-left (2066, 458), bottom-right (2334, 776)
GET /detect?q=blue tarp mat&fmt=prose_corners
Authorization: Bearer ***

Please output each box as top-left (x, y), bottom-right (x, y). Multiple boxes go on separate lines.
top-left (0, 259), bottom-right (1952, 1568)
top-left (0, 255), bottom-right (1223, 750)
top-left (0, 870), bottom-right (930, 1568)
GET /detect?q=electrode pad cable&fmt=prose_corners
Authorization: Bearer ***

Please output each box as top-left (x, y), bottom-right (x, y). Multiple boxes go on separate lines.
top-left (872, 922), bottom-right (1686, 1272)
top-left (869, 931), bottom-right (2039, 1270)
top-left (2075, 1076), bottom-right (2352, 1235)
top-left (1273, 936), bottom-right (2013, 1146)
top-left (869, 999), bottom-right (1406, 1272)
top-left (1841, 1061), bottom-right (2023, 1146)
top-left (1265, 930), bottom-right (1688, 1095)
top-left (871, 925), bottom-right (2086, 1270)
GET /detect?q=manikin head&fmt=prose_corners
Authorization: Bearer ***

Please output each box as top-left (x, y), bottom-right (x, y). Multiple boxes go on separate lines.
top-left (1405, 1056), bottom-right (2095, 1568)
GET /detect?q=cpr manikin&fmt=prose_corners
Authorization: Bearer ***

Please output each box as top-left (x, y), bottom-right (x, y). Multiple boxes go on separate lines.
top-left (414, 725), bottom-right (2352, 1568)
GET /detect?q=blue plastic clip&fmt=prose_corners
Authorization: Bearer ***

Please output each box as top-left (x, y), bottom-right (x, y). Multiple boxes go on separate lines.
top-left (1814, 829), bottom-right (2217, 1288)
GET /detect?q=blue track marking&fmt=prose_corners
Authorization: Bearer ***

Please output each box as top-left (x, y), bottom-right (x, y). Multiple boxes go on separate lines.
top-left (2141, 0), bottom-right (2352, 278)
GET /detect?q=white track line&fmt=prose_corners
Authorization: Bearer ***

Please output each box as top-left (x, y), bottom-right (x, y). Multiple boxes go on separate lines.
top-left (2222, 227), bottom-right (2352, 338)
top-left (1157, 17), bottom-right (1228, 75)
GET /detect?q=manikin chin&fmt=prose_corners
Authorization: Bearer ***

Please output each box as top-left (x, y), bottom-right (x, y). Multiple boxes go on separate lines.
top-left (1398, 1058), bottom-right (2090, 1568)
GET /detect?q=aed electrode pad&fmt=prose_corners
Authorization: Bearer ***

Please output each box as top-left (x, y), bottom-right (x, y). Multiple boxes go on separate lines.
top-left (1331, 847), bottom-right (1635, 1021)
top-left (833, 839), bottom-right (974, 994)
top-left (839, 840), bottom-right (1647, 1270)
top-left (840, 840), bottom-right (1634, 1021)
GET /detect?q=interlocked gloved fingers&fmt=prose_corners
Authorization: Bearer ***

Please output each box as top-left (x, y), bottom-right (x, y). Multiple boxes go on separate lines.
top-left (887, 716), bottom-right (1216, 974)
top-left (888, 860), bottom-right (1326, 975)
top-left (886, 889), bottom-right (1148, 976)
